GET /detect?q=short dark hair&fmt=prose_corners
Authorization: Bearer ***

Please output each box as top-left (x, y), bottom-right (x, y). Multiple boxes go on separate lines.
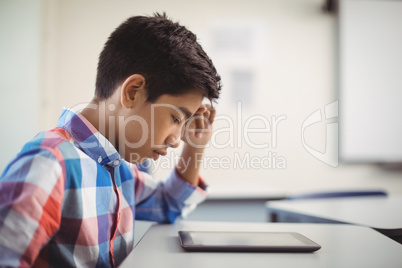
top-left (95, 13), bottom-right (221, 102)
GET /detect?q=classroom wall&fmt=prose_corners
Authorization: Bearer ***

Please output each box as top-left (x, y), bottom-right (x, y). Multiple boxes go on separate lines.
top-left (1, 0), bottom-right (401, 194)
top-left (0, 0), bottom-right (41, 171)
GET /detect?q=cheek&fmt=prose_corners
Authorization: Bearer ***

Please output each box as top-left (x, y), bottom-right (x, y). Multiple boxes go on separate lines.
top-left (120, 120), bottom-right (150, 163)
top-left (120, 117), bottom-right (150, 146)
top-left (151, 120), bottom-right (166, 142)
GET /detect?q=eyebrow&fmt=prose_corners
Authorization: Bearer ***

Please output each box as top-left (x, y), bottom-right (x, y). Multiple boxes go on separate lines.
top-left (178, 107), bottom-right (192, 120)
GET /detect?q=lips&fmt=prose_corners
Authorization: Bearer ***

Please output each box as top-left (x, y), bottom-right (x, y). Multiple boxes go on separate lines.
top-left (152, 150), bottom-right (167, 160)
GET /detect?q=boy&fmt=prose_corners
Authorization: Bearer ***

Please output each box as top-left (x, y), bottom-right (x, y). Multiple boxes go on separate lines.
top-left (0, 13), bottom-right (221, 267)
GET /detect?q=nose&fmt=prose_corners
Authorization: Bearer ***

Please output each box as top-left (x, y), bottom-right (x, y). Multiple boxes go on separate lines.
top-left (165, 133), bottom-right (181, 149)
top-left (170, 140), bottom-right (180, 149)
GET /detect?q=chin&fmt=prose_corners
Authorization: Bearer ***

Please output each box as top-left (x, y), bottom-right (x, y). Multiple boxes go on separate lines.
top-left (126, 152), bottom-right (148, 164)
top-left (138, 157), bottom-right (150, 164)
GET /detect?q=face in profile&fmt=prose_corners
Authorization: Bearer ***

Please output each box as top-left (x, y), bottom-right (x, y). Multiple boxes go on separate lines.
top-left (118, 91), bottom-right (203, 164)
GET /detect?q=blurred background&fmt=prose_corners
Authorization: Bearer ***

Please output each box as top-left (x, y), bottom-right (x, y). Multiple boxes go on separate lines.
top-left (1, 0), bottom-right (401, 209)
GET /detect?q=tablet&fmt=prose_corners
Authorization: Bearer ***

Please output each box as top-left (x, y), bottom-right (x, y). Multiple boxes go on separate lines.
top-left (178, 231), bottom-right (321, 252)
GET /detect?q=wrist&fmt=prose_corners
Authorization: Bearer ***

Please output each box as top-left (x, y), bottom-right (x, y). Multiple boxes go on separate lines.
top-left (182, 142), bottom-right (205, 155)
top-left (176, 144), bottom-right (205, 186)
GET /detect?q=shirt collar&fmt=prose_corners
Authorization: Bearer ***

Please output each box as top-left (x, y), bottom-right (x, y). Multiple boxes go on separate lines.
top-left (57, 108), bottom-right (122, 167)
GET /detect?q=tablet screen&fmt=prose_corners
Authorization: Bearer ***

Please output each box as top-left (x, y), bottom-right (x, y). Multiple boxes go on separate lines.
top-left (178, 231), bottom-right (321, 252)
top-left (190, 232), bottom-right (305, 246)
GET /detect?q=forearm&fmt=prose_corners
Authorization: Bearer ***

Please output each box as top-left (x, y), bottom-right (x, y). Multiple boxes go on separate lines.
top-left (135, 162), bottom-right (208, 223)
top-left (176, 144), bottom-right (205, 186)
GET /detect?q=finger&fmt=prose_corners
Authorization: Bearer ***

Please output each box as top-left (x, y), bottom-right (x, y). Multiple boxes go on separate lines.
top-left (191, 104), bottom-right (213, 137)
top-left (194, 114), bottom-right (205, 132)
top-left (203, 109), bottom-right (211, 122)
top-left (193, 116), bottom-right (203, 138)
top-left (208, 107), bottom-right (216, 125)
top-left (203, 103), bottom-right (211, 110)
top-left (195, 104), bottom-right (208, 115)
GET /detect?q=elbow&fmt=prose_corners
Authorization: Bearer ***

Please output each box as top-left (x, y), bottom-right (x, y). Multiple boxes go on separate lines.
top-left (165, 211), bottom-right (181, 224)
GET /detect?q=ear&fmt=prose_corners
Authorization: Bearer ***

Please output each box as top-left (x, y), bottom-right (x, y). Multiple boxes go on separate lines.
top-left (120, 74), bottom-right (146, 108)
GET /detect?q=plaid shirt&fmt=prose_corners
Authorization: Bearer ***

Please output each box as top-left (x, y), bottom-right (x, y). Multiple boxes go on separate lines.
top-left (0, 108), bottom-right (207, 267)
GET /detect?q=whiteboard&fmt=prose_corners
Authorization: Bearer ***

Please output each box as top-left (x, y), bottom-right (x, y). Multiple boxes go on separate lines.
top-left (339, 0), bottom-right (402, 162)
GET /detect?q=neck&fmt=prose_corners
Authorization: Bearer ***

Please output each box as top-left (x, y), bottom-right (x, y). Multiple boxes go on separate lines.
top-left (80, 98), bottom-right (119, 149)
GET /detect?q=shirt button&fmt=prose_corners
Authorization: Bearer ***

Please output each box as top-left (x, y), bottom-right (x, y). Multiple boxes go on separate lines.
top-left (113, 160), bottom-right (120, 166)
top-left (97, 156), bottom-right (102, 163)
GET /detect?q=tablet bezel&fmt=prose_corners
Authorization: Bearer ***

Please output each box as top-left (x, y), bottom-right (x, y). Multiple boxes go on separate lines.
top-left (178, 231), bottom-right (321, 252)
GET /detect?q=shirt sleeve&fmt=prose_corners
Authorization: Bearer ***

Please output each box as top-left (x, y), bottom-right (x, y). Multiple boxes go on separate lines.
top-left (0, 149), bottom-right (64, 267)
top-left (133, 166), bottom-right (208, 223)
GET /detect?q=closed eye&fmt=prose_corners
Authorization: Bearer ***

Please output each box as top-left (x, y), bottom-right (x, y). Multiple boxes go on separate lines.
top-left (172, 115), bottom-right (181, 124)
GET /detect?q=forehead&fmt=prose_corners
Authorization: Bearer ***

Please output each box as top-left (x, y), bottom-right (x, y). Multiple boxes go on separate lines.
top-left (154, 92), bottom-right (204, 114)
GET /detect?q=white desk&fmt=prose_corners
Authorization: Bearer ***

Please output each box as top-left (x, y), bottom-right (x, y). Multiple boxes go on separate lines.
top-left (120, 221), bottom-right (402, 268)
top-left (133, 220), bottom-right (156, 247)
top-left (266, 195), bottom-right (402, 241)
